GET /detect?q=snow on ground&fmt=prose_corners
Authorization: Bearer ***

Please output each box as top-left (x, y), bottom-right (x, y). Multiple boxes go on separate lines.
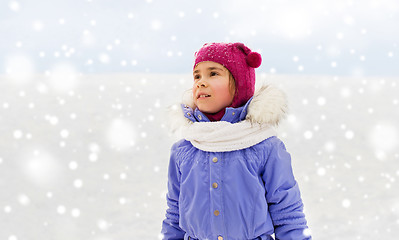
top-left (0, 73), bottom-right (398, 239)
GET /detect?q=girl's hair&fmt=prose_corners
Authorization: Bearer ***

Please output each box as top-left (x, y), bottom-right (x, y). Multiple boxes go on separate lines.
top-left (229, 72), bottom-right (237, 98)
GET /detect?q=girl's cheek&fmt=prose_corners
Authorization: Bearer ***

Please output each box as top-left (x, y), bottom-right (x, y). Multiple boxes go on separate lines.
top-left (192, 86), bottom-right (197, 100)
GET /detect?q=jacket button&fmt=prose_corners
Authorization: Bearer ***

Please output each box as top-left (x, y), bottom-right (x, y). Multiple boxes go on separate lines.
top-left (198, 115), bottom-right (202, 120)
top-left (212, 157), bottom-right (218, 163)
top-left (212, 182), bottom-right (218, 188)
top-left (218, 236), bottom-right (223, 240)
top-left (214, 210), bottom-right (220, 216)
top-left (187, 113), bottom-right (191, 117)
top-left (232, 112), bottom-right (235, 115)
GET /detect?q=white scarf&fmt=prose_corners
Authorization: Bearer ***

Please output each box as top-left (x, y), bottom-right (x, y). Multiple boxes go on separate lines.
top-left (181, 120), bottom-right (277, 152)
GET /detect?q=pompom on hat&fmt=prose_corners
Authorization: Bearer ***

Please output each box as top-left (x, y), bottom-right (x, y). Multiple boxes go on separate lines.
top-left (194, 42), bottom-right (262, 108)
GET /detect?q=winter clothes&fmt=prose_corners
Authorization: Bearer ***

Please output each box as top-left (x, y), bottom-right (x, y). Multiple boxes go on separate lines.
top-left (161, 85), bottom-right (311, 240)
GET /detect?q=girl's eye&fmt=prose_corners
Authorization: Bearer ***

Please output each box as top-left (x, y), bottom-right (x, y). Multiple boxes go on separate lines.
top-left (194, 75), bottom-right (200, 80)
top-left (210, 72), bottom-right (218, 76)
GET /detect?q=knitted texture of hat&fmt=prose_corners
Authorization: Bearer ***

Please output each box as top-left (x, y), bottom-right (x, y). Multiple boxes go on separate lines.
top-left (194, 42), bottom-right (262, 108)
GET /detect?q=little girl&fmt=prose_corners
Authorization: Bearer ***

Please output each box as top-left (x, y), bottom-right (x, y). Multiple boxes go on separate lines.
top-left (161, 42), bottom-right (311, 240)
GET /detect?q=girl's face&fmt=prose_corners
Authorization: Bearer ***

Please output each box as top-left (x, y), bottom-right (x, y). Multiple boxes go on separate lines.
top-left (192, 61), bottom-right (235, 114)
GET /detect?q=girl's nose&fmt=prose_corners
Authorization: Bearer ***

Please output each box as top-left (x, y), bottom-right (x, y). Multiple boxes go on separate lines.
top-left (196, 79), bottom-right (207, 88)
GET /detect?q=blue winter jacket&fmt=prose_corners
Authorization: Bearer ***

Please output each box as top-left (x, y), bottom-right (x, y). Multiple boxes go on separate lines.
top-left (162, 85), bottom-right (311, 240)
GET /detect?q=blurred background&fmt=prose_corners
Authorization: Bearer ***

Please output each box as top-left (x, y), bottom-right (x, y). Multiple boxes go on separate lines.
top-left (0, 0), bottom-right (398, 239)
top-left (1, 0), bottom-right (399, 77)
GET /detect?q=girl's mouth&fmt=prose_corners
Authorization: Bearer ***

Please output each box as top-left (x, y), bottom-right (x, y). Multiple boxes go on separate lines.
top-left (198, 94), bottom-right (211, 99)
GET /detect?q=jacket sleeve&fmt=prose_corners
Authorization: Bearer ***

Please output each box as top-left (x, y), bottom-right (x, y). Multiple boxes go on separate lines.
top-left (161, 141), bottom-right (186, 240)
top-left (262, 138), bottom-right (311, 240)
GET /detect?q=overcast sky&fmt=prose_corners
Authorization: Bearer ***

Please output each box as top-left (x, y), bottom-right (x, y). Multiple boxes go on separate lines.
top-left (1, 0), bottom-right (398, 76)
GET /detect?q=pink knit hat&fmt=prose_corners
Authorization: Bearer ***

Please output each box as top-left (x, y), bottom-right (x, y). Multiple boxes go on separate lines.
top-left (194, 42), bottom-right (262, 108)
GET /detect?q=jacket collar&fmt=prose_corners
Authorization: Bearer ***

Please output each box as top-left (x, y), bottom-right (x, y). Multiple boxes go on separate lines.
top-left (168, 84), bottom-right (288, 132)
top-left (181, 96), bottom-right (253, 124)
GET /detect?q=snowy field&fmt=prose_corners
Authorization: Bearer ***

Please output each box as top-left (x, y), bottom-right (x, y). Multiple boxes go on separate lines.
top-left (0, 73), bottom-right (398, 240)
